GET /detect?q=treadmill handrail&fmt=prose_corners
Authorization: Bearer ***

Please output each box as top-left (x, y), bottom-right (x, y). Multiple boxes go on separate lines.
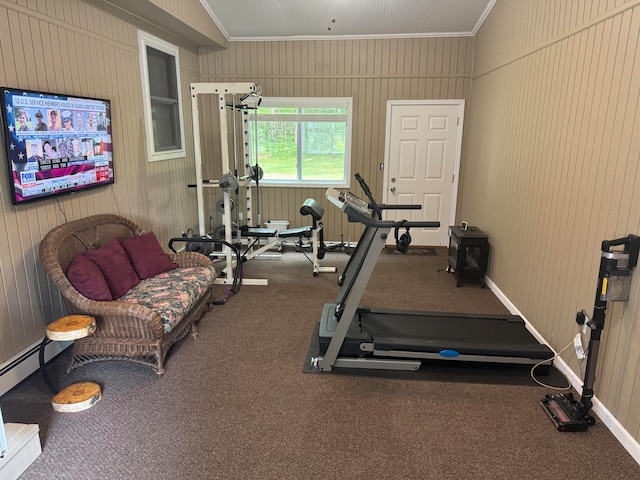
top-left (378, 204), bottom-right (422, 211)
top-left (343, 202), bottom-right (440, 229)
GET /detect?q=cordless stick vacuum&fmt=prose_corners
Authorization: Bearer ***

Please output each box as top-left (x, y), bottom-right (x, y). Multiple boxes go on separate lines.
top-left (541, 234), bottom-right (640, 432)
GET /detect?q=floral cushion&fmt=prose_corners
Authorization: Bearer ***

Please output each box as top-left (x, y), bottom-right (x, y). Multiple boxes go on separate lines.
top-left (119, 266), bottom-right (215, 333)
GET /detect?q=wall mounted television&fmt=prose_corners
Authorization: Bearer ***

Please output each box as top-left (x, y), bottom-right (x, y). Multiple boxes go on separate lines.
top-left (1, 87), bottom-right (113, 205)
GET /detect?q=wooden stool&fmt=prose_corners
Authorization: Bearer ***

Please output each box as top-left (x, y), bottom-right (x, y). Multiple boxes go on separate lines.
top-left (39, 315), bottom-right (102, 412)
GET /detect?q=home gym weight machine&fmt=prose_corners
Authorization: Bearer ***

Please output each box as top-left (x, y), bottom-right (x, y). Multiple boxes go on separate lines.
top-left (311, 173), bottom-right (554, 372)
top-left (190, 82), bottom-right (283, 285)
top-left (541, 234), bottom-right (640, 431)
top-left (189, 83), bottom-right (336, 283)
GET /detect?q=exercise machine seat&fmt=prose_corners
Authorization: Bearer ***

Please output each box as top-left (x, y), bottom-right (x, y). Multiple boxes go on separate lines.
top-left (278, 226), bottom-right (313, 238)
top-left (300, 198), bottom-right (324, 221)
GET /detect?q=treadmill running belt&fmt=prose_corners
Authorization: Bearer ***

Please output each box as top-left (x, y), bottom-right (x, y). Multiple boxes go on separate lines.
top-left (361, 310), bottom-right (551, 359)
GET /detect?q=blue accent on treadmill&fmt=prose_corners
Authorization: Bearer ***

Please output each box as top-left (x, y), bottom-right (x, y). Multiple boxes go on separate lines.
top-left (439, 349), bottom-right (460, 357)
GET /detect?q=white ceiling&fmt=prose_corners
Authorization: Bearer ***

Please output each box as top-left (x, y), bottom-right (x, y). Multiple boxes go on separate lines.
top-left (203, 0), bottom-right (496, 41)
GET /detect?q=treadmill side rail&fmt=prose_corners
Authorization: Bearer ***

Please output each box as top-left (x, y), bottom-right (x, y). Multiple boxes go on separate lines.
top-left (374, 349), bottom-right (552, 366)
top-left (315, 356), bottom-right (421, 371)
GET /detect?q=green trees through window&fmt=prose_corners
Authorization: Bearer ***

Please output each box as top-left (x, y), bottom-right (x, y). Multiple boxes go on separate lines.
top-left (249, 99), bottom-right (352, 186)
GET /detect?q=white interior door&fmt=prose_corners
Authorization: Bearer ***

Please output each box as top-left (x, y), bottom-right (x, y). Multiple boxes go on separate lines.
top-left (383, 100), bottom-right (464, 246)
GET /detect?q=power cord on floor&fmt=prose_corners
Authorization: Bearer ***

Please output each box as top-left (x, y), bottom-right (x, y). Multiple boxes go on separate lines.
top-left (530, 330), bottom-right (582, 390)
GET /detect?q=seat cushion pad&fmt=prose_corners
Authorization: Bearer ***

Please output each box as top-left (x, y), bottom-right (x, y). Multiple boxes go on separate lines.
top-left (119, 266), bottom-right (215, 332)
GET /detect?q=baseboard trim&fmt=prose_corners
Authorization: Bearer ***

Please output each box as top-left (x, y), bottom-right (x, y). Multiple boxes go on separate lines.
top-left (0, 339), bottom-right (71, 398)
top-left (485, 275), bottom-right (640, 465)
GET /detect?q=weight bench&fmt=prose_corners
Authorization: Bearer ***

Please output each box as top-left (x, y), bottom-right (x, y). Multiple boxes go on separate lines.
top-left (240, 198), bottom-right (337, 276)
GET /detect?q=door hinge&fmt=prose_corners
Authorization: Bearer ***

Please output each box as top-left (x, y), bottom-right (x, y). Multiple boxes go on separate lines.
top-left (457, 117), bottom-right (459, 126)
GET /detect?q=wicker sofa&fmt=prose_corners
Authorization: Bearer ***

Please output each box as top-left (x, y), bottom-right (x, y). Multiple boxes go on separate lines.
top-left (39, 214), bottom-right (216, 374)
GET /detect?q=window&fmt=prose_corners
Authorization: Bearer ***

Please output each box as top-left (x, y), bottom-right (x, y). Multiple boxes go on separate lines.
top-left (249, 97), bottom-right (352, 187)
top-left (138, 31), bottom-right (185, 162)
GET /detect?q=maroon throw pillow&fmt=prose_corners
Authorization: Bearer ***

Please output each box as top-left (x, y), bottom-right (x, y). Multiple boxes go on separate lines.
top-left (120, 231), bottom-right (178, 280)
top-left (83, 238), bottom-right (140, 298)
top-left (66, 254), bottom-right (113, 301)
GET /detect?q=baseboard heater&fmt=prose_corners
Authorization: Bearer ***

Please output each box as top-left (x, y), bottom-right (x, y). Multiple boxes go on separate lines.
top-left (0, 341), bottom-right (48, 379)
top-left (0, 339), bottom-right (69, 397)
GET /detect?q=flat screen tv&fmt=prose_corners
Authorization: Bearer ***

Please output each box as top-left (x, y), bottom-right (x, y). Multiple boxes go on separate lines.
top-left (1, 87), bottom-right (113, 205)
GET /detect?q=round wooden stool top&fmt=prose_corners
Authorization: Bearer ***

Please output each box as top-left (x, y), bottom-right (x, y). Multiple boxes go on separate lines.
top-left (51, 381), bottom-right (102, 413)
top-left (46, 315), bottom-right (96, 341)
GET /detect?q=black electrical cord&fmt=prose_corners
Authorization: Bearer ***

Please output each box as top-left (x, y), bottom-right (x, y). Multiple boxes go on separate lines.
top-left (211, 239), bottom-right (243, 304)
top-left (168, 237), bottom-right (243, 304)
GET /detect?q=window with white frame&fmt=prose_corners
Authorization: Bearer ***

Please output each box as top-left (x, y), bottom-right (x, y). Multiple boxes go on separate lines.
top-left (138, 31), bottom-right (185, 162)
top-left (249, 97), bottom-right (352, 187)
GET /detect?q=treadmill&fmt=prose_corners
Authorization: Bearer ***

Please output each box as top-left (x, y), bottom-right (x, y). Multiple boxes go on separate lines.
top-left (313, 174), bottom-right (554, 372)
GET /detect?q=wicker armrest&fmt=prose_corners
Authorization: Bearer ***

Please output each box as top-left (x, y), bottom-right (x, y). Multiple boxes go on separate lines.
top-left (168, 251), bottom-right (215, 269)
top-left (65, 297), bottom-right (166, 339)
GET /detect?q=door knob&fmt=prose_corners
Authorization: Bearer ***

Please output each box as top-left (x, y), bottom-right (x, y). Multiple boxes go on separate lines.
top-left (390, 187), bottom-right (396, 193)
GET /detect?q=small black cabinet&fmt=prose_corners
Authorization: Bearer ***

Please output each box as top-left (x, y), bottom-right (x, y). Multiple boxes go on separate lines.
top-left (447, 226), bottom-right (489, 287)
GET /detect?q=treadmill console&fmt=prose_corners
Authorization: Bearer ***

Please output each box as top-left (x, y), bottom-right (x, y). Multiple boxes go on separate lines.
top-left (344, 192), bottom-right (371, 216)
top-left (326, 188), bottom-right (371, 217)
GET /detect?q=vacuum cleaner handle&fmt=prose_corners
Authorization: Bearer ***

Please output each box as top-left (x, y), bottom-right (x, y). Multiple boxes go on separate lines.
top-left (601, 234), bottom-right (640, 268)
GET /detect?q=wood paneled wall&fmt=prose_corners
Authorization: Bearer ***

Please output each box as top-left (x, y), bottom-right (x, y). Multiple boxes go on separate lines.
top-left (0, 0), bottom-right (201, 370)
top-left (465, 0), bottom-right (640, 439)
top-left (108, 0), bottom-right (227, 47)
top-left (2, 0), bottom-right (640, 450)
top-left (198, 37), bottom-right (474, 241)
top-left (146, 0), bottom-right (226, 46)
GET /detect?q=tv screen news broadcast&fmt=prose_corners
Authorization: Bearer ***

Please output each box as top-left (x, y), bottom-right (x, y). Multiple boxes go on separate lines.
top-left (1, 87), bottom-right (113, 205)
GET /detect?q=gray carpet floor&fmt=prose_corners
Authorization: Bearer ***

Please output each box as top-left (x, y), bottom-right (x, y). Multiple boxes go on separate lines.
top-left (2, 248), bottom-right (640, 479)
